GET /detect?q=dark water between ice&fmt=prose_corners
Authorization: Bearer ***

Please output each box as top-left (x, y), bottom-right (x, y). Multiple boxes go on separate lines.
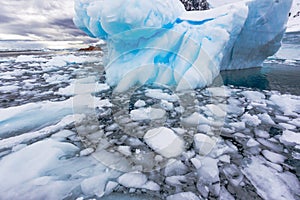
top-left (221, 32), bottom-right (300, 95)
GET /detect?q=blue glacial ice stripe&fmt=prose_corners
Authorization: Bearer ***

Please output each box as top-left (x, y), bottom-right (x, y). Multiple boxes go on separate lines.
top-left (74, 0), bottom-right (292, 92)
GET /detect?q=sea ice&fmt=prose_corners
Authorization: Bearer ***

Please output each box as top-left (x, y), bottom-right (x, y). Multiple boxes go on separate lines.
top-left (269, 94), bottom-right (300, 116)
top-left (241, 113), bottom-right (261, 127)
top-left (258, 113), bottom-right (275, 125)
top-left (118, 171), bottom-right (148, 188)
top-left (194, 133), bottom-right (216, 155)
top-left (196, 157), bottom-right (220, 196)
top-left (0, 99), bottom-right (74, 137)
top-left (280, 130), bottom-right (300, 146)
top-left (130, 108), bottom-right (166, 121)
top-left (81, 173), bottom-right (113, 197)
top-left (0, 139), bottom-right (79, 197)
top-left (15, 55), bottom-right (47, 63)
top-left (74, 0), bottom-right (292, 91)
top-left (241, 91), bottom-right (266, 103)
top-left (262, 150), bottom-right (286, 164)
top-left (44, 54), bottom-right (99, 68)
top-left (0, 85), bottom-right (19, 93)
top-left (242, 156), bottom-right (296, 200)
top-left (166, 192), bottom-right (200, 200)
top-left (164, 159), bottom-right (189, 176)
top-left (144, 127), bottom-right (185, 158)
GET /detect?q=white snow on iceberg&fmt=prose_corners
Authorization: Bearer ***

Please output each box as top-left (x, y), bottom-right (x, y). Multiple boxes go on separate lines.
top-left (74, 0), bottom-right (292, 92)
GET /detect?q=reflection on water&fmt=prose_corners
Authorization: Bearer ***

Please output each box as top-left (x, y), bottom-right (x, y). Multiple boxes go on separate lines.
top-left (221, 67), bottom-right (269, 90)
top-left (221, 62), bottom-right (300, 95)
top-left (221, 32), bottom-right (300, 95)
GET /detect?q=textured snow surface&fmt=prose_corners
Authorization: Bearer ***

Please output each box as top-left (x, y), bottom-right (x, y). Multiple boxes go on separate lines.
top-left (74, 0), bottom-right (292, 91)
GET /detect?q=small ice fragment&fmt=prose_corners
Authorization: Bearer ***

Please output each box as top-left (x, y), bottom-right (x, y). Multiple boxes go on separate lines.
top-left (81, 174), bottom-right (111, 197)
top-left (206, 104), bottom-right (226, 118)
top-left (197, 125), bottom-right (212, 133)
top-left (254, 129), bottom-right (270, 138)
top-left (262, 150), bottom-right (286, 164)
top-left (242, 91), bottom-right (266, 103)
top-left (130, 108), bottom-right (166, 121)
top-left (0, 85), bottom-right (19, 93)
top-left (104, 181), bottom-right (118, 195)
top-left (80, 148), bottom-right (95, 157)
top-left (218, 155), bottom-right (231, 163)
top-left (280, 130), bottom-right (300, 146)
top-left (229, 122), bottom-right (246, 131)
top-left (246, 138), bottom-right (260, 147)
top-left (220, 186), bottom-right (235, 200)
top-left (142, 181), bottom-right (160, 191)
top-left (182, 112), bottom-right (210, 125)
top-left (191, 156), bottom-right (202, 169)
top-left (269, 94), bottom-right (300, 116)
top-left (118, 172), bottom-right (147, 188)
top-left (278, 123), bottom-right (296, 130)
top-left (222, 164), bottom-right (244, 187)
top-left (144, 127), bottom-right (184, 158)
top-left (164, 159), bottom-right (189, 176)
top-left (160, 100), bottom-right (174, 111)
top-left (166, 192), bottom-right (200, 200)
top-left (51, 130), bottom-right (76, 140)
top-left (258, 113), bottom-right (275, 125)
top-left (194, 134), bottom-right (216, 156)
top-left (134, 100), bottom-right (146, 108)
top-left (146, 89), bottom-right (179, 102)
top-left (117, 146), bottom-right (131, 157)
top-left (166, 176), bottom-right (187, 186)
top-left (15, 55), bottom-right (47, 63)
top-left (241, 113), bottom-right (261, 127)
top-left (205, 87), bottom-right (231, 97)
top-left (196, 157), bottom-right (219, 196)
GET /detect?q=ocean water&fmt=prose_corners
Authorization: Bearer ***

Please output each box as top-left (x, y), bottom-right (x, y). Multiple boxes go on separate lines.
top-left (0, 33), bottom-right (299, 199)
top-left (221, 32), bottom-right (300, 95)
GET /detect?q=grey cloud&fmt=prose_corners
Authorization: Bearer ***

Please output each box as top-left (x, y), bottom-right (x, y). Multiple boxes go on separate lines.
top-left (0, 0), bottom-right (88, 41)
top-left (0, 14), bottom-right (14, 23)
top-left (50, 18), bottom-right (78, 29)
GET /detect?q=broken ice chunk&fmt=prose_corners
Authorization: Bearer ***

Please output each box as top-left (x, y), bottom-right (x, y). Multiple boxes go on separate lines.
top-left (242, 91), bottom-right (266, 103)
top-left (134, 100), bottom-right (146, 108)
top-left (246, 138), bottom-right (260, 147)
top-left (242, 157), bottom-right (295, 200)
top-left (279, 130), bottom-right (300, 146)
top-left (164, 159), bottom-right (189, 177)
top-left (141, 181), bottom-right (160, 191)
top-left (241, 113), bottom-right (261, 127)
top-left (262, 150), bottom-right (286, 164)
top-left (166, 192), bottom-right (200, 200)
top-left (193, 134), bottom-right (216, 156)
top-left (130, 108), bottom-right (166, 121)
top-left (118, 171), bottom-right (147, 188)
top-left (144, 127), bottom-right (185, 158)
top-left (196, 157), bottom-right (220, 197)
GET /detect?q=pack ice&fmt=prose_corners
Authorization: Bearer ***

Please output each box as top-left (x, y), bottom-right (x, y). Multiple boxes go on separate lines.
top-left (74, 0), bottom-right (292, 92)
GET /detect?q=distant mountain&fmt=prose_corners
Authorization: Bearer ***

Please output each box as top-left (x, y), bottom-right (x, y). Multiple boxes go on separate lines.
top-left (180, 0), bottom-right (209, 10)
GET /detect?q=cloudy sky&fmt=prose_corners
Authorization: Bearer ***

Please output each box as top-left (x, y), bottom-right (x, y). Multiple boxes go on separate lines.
top-left (0, 0), bottom-right (89, 41)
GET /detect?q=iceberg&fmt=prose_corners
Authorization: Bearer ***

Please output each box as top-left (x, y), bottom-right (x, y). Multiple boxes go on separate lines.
top-left (74, 0), bottom-right (292, 92)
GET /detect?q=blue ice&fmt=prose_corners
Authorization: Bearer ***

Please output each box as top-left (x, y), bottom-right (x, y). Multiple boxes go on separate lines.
top-left (74, 0), bottom-right (292, 92)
